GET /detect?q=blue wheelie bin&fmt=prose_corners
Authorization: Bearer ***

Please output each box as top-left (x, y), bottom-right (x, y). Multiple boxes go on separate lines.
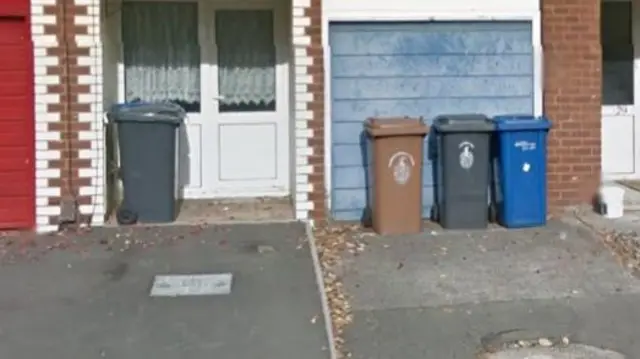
top-left (492, 115), bottom-right (551, 228)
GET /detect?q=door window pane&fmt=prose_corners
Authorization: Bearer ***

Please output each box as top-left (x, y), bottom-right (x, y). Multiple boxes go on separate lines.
top-left (215, 10), bottom-right (276, 113)
top-left (122, 2), bottom-right (201, 112)
top-left (602, 1), bottom-right (634, 106)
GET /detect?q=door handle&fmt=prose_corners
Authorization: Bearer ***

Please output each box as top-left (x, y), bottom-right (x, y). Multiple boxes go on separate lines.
top-left (213, 96), bottom-right (226, 100)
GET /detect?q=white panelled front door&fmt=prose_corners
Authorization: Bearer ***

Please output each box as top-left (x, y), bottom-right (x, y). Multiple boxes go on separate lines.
top-left (181, 0), bottom-right (289, 198)
top-left (602, 105), bottom-right (639, 178)
top-left (602, 0), bottom-right (640, 180)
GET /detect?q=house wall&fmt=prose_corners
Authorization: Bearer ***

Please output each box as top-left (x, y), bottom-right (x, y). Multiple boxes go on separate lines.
top-left (29, 0), bottom-right (313, 230)
top-left (35, 0), bottom-right (601, 229)
top-left (542, 0), bottom-right (602, 206)
top-left (32, 0), bottom-right (105, 233)
top-left (27, 0), bottom-right (317, 229)
top-left (291, 0), bottom-right (603, 223)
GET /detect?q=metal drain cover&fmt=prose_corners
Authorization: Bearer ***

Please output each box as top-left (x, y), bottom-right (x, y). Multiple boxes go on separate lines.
top-left (150, 273), bottom-right (233, 297)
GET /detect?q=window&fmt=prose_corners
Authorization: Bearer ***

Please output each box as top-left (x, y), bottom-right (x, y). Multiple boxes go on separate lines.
top-left (215, 10), bottom-right (276, 113)
top-left (122, 2), bottom-right (201, 112)
top-left (601, 1), bottom-right (634, 106)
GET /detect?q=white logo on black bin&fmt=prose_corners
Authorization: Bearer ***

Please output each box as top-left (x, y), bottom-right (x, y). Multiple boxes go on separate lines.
top-left (459, 141), bottom-right (475, 170)
top-left (388, 151), bottom-right (415, 185)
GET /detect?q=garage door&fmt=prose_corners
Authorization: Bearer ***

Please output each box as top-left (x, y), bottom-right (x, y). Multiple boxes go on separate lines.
top-left (0, 16), bottom-right (35, 229)
top-left (330, 21), bottom-right (534, 221)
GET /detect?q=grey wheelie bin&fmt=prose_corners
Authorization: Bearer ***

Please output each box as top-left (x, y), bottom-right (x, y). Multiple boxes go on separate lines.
top-left (431, 114), bottom-right (494, 229)
top-left (108, 102), bottom-right (185, 225)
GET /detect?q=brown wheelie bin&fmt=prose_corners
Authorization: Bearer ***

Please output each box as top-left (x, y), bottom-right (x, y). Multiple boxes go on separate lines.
top-left (365, 117), bottom-right (429, 235)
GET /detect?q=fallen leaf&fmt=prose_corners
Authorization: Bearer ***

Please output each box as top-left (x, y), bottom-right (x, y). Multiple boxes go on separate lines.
top-left (313, 224), bottom-right (364, 359)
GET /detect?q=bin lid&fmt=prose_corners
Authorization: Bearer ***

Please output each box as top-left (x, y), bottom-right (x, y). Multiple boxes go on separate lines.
top-left (431, 114), bottom-right (494, 133)
top-left (364, 117), bottom-right (429, 138)
top-left (492, 115), bottom-right (552, 131)
top-left (108, 102), bottom-right (186, 125)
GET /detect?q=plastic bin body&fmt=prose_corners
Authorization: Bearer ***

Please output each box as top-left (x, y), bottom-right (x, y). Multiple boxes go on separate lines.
top-left (365, 117), bottom-right (429, 235)
top-left (493, 115), bottom-right (551, 228)
top-left (432, 114), bottom-right (494, 229)
top-left (109, 103), bottom-right (184, 223)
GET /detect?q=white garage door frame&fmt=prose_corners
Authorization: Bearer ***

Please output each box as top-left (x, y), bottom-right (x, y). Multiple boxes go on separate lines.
top-left (321, 11), bottom-right (544, 210)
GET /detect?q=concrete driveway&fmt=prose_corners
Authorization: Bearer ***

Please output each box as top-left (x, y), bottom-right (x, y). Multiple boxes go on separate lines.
top-left (334, 220), bottom-right (640, 358)
top-left (0, 222), bottom-right (331, 359)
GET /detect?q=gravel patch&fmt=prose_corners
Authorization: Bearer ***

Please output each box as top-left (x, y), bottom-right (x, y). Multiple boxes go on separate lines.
top-left (0, 224), bottom-right (224, 265)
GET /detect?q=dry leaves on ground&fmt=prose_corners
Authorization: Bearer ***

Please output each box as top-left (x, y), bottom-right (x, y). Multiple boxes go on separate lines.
top-left (314, 224), bottom-right (368, 359)
top-left (0, 229), bottom-right (89, 263)
top-left (573, 212), bottom-right (640, 276)
top-left (603, 231), bottom-right (640, 277)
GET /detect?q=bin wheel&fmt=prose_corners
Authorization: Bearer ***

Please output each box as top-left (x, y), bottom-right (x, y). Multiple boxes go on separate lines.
top-left (116, 208), bottom-right (138, 226)
top-left (430, 205), bottom-right (439, 222)
top-left (489, 203), bottom-right (497, 223)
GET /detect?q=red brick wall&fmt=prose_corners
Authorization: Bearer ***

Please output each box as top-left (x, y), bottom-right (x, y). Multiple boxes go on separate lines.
top-left (542, 0), bottom-right (602, 209)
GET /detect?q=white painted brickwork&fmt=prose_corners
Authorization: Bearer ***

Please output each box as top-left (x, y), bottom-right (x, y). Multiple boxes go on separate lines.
top-left (75, 0), bottom-right (106, 227)
top-left (292, 0), bottom-right (314, 221)
top-left (30, 0), bottom-right (106, 232)
top-left (32, 0), bottom-right (60, 233)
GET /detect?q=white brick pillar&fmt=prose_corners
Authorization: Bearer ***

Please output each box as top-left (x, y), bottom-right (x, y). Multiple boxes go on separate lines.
top-left (32, 0), bottom-right (62, 232)
top-left (291, 0), bottom-right (325, 223)
top-left (74, 0), bottom-right (106, 226)
top-left (30, 0), bottom-right (106, 232)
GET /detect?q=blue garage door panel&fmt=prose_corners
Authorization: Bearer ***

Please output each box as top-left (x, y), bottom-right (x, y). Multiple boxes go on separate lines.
top-left (330, 21), bottom-right (534, 221)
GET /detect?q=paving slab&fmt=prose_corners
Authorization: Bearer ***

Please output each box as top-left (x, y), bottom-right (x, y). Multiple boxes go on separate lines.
top-left (338, 220), bottom-right (640, 311)
top-left (337, 220), bottom-right (640, 358)
top-left (0, 222), bottom-right (330, 359)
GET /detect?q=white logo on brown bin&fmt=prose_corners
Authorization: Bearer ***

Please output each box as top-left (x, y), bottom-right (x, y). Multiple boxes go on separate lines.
top-left (388, 151), bottom-right (415, 185)
top-left (459, 141), bottom-right (475, 170)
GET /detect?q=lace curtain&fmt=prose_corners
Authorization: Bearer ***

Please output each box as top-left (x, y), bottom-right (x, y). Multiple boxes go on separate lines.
top-left (121, 2), bottom-right (201, 111)
top-left (215, 10), bottom-right (276, 111)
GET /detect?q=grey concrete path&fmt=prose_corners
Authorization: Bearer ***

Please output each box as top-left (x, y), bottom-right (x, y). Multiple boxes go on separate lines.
top-left (337, 220), bottom-right (640, 358)
top-left (0, 222), bottom-right (330, 359)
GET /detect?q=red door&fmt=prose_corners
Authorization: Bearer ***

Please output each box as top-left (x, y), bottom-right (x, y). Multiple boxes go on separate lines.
top-left (0, 15), bottom-right (35, 229)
